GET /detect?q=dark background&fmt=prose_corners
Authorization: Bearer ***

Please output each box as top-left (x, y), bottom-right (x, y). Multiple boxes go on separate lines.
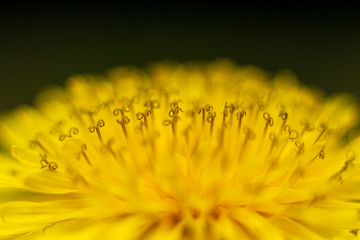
top-left (1, 4), bottom-right (359, 110)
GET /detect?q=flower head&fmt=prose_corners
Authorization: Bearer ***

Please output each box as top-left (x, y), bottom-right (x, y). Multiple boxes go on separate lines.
top-left (1, 60), bottom-right (360, 239)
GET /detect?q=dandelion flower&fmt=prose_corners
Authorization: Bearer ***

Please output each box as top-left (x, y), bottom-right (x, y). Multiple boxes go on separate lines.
top-left (1, 60), bottom-right (360, 240)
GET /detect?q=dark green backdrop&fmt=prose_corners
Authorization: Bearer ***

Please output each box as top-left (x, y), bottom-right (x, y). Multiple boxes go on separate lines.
top-left (1, 5), bottom-right (359, 110)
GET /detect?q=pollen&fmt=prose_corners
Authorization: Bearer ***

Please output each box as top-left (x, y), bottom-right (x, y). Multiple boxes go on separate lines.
top-left (1, 60), bottom-right (360, 240)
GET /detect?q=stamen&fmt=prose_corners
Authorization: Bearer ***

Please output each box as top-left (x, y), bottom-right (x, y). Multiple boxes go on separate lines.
top-left (197, 104), bottom-right (213, 128)
top-left (280, 125), bottom-right (298, 153)
top-left (82, 109), bottom-right (98, 124)
top-left (169, 100), bottom-right (183, 109)
top-left (346, 149), bottom-right (356, 162)
top-left (169, 102), bottom-right (184, 118)
top-left (278, 111), bottom-right (288, 133)
top-left (160, 88), bottom-right (179, 107)
top-left (50, 121), bottom-right (64, 135)
top-left (145, 99), bottom-right (160, 112)
top-left (269, 133), bottom-right (278, 155)
top-left (59, 127), bottom-right (79, 141)
top-left (163, 115), bottom-right (181, 137)
top-left (334, 150), bottom-right (356, 183)
top-left (113, 104), bottom-right (131, 117)
top-left (263, 112), bottom-right (273, 137)
top-left (258, 103), bottom-right (265, 111)
top-left (253, 102), bottom-right (265, 123)
top-left (183, 125), bottom-right (192, 146)
top-left (135, 122), bottom-right (145, 136)
top-left (136, 110), bottom-right (152, 130)
top-left (219, 102), bottom-right (231, 145)
top-left (186, 109), bottom-right (197, 125)
top-left (98, 99), bottom-right (115, 112)
top-left (39, 153), bottom-right (58, 171)
top-left (243, 127), bottom-right (255, 149)
top-left (29, 138), bottom-right (48, 153)
top-left (299, 120), bottom-right (314, 138)
top-left (222, 102), bottom-right (229, 128)
top-left (295, 141), bottom-right (305, 157)
top-left (314, 123), bottom-right (326, 144)
top-left (74, 144), bottom-right (92, 166)
top-left (116, 116), bottom-right (131, 140)
top-left (285, 125), bottom-right (299, 141)
top-left (239, 127), bottom-right (255, 159)
top-left (106, 138), bottom-right (118, 162)
top-left (227, 102), bottom-right (238, 124)
top-left (164, 101), bottom-right (183, 138)
top-left (310, 145), bottom-right (325, 163)
top-left (207, 111), bottom-right (216, 136)
top-left (241, 100), bottom-right (254, 113)
top-left (120, 96), bottom-right (139, 113)
top-left (236, 110), bottom-right (246, 134)
top-left (88, 119), bottom-right (105, 144)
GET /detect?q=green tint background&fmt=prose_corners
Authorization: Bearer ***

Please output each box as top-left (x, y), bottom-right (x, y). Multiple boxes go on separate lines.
top-left (0, 4), bottom-right (359, 110)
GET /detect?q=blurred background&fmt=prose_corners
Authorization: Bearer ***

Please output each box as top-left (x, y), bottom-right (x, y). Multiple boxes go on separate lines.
top-left (0, 4), bottom-right (359, 110)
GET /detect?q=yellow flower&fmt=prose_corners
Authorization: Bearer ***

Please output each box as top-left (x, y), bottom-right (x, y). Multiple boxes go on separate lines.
top-left (1, 60), bottom-right (360, 240)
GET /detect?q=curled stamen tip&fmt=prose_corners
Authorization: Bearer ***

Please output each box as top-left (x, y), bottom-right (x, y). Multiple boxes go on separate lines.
top-left (300, 120), bottom-right (314, 131)
top-left (145, 100), bottom-right (160, 109)
top-left (346, 150), bottom-right (356, 161)
top-left (113, 109), bottom-right (121, 116)
top-left (48, 162), bottom-right (58, 171)
top-left (163, 120), bottom-right (172, 126)
top-left (236, 110), bottom-right (246, 119)
top-left (40, 159), bottom-right (48, 169)
top-left (284, 124), bottom-right (291, 132)
top-left (39, 153), bottom-right (58, 171)
top-left (123, 105), bottom-right (131, 112)
top-left (263, 112), bottom-right (274, 126)
top-left (136, 110), bottom-right (151, 123)
top-left (124, 116), bottom-right (130, 124)
top-left (269, 119), bottom-right (274, 126)
top-left (279, 111), bottom-right (288, 120)
top-left (207, 112), bottom-right (216, 123)
top-left (97, 119), bottom-right (105, 127)
top-left (62, 128), bottom-right (80, 140)
top-left (117, 116), bottom-right (130, 125)
top-left (136, 113), bottom-right (144, 120)
top-left (285, 125), bottom-right (298, 140)
top-left (295, 141), bottom-right (305, 154)
top-left (289, 130), bottom-right (299, 140)
top-left (205, 105), bottom-right (213, 112)
top-left (88, 127), bottom-right (96, 133)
